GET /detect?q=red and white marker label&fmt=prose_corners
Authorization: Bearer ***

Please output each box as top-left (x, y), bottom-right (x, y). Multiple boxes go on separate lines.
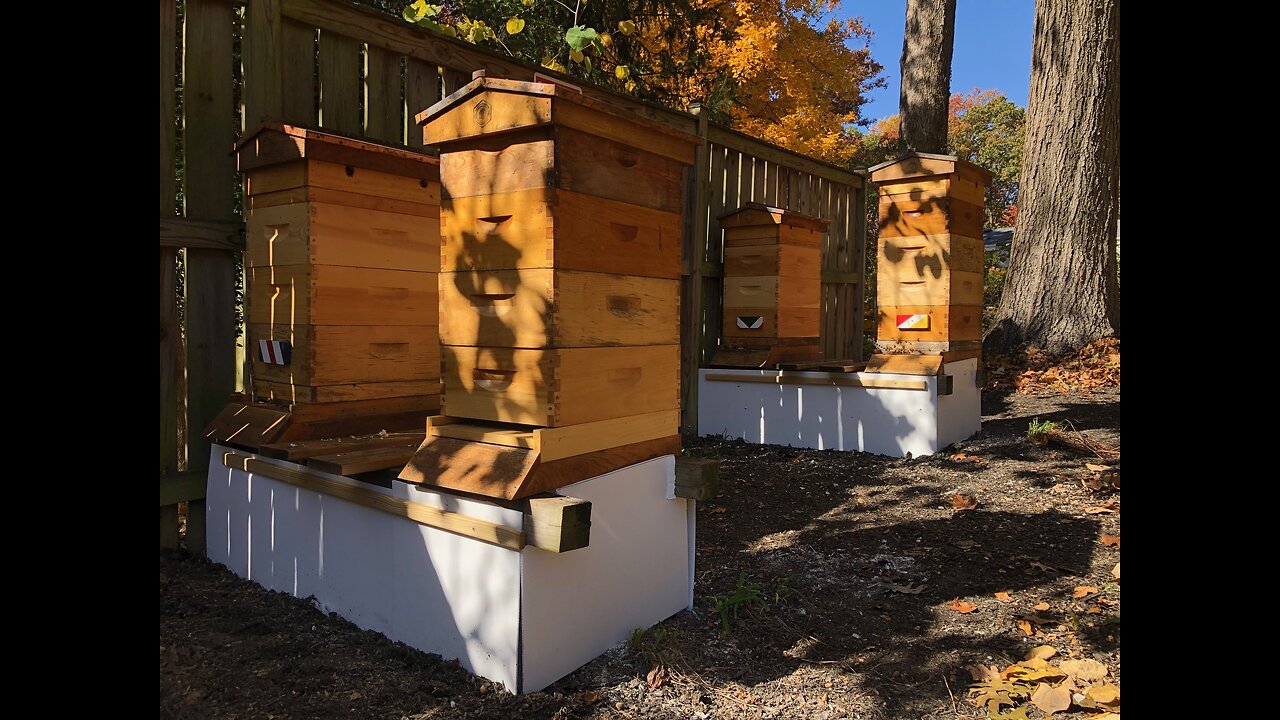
top-left (896, 314), bottom-right (931, 330)
top-left (258, 339), bottom-right (292, 365)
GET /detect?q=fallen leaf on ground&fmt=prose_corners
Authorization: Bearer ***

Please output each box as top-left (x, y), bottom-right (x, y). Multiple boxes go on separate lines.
top-left (950, 494), bottom-right (979, 511)
top-left (1050, 482), bottom-right (1072, 494)
top-left (1111, 562), bottom-right (1120, 579)
top-left (1086, 606), bottom-right (1103, 614)
top-left (1017, 620), bottom-right (1034, 636)
top-left (994, 591), bottom-right (1014, 603)
top-left (1100, 535), bottom-right (1120, 548)
top-left (1085, 463), bottom-right (1111, 471)
top-left (1033, 602), bottom-right (1050, 611)
top-left (1084, 501), bottom-right (1120, 514)
top-left (1085, 682), bottom-right (1120, 707)
top-left (1096, 596), bottom-right (1118, 607)
top-left (950, 452), bottom-right (988, 464)
top-left (1025, 645), bottom-right (1057, 661)
top-left (954, 539), bottom-right (980, 550)
top-left (1030, 682), bottom-right (1072, 713)
top-left (574, 690), bottom-right (602, 704)
top-left (949, 597), bottom-right (978, 614)
top-left (709, 506), bottom-right (727, 514)
top-left (646, 665), bottom-right (667, 688)
top-left (1060, 658), bottom-right (1108, 682)
top-left (967, 664), bottom-right (1000, 682)
top-left (1073, 586), bottom-right (1099, 599)
top-left (1030, 561), bottom-right (1057, 572)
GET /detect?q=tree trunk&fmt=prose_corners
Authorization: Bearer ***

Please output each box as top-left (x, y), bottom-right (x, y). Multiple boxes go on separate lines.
top-left (898, 0), bottom-right (956, 153)
top-left (984, 0), bottom-right (1120, 354)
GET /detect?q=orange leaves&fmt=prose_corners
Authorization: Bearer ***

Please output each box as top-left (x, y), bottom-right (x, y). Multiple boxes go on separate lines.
top-left (1111, 563), bottom-right (1120, 580)
top-left (994, 591), bottom-right (1014, 604)
top-left (1083, 500), bottom-right (1120, 514)
top-left (1101, 535), bottom-right (1120, 549)
top-left (1032, 602), bottom-right (1050, 611)
top-left (949, 494), bottom-right (979, 511)
top-left (1017, 620), bottom-right (1034, 636)
top-left (1072, 586), bottom-right (1099, 599)
top-left (949, 452), bottom-right (987, 465)
top-left (949, 598), bottom-right (978, 614)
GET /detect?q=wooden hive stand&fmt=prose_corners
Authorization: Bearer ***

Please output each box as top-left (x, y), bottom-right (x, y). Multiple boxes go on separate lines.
top-left (710, 203), bottom-right (828, 368)
top-left (867, 152), bottom-right (992, 370)
top-left (400, 73), bottom-right (701, 500)
top-left (204, 124), bottom-right (443, 455)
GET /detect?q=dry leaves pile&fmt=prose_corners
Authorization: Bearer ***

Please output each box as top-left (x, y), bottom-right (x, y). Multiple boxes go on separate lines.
top-left (986, 338), bottom-right (1120, 394)
top-left (968, 647), bottom-right (1119, 718)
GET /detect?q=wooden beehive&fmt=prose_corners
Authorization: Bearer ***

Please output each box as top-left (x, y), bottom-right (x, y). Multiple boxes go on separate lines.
top-left (869, 153), bottom-right (991, 361)
top-left (206, 124), bottom-right (442, 448)
top-left (711, 204), bottom-right (827, 367)
top-left (399, 75), bottom-right (700, 500)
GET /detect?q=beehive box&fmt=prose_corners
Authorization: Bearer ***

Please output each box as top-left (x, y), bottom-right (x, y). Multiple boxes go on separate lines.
top-left (869, 153), bottom-right (991, 359)
top-left (234, 124), bottom-right (442, 407)
top-left (712, 204), bottom-right (826, 366)
top-left (403, 75), bottom-right (700, 500)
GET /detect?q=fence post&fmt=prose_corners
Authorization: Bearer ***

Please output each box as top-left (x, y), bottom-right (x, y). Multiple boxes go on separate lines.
top-left (680, 104), bottom-right (710, 437)
top-left (160, 0), bottom-right (182, 549)
top-left (243, 0), bottom-right (284, 127)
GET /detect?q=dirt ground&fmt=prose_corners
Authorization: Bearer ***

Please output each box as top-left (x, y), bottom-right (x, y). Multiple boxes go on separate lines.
top-left (160, 387), bottom-right (1120, 719)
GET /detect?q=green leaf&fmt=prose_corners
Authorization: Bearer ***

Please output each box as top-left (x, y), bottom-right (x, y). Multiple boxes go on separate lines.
top-left (582, 56), bottom-right (592, 73)
top-left (565, 25), bottom-right (598, 52)
top-left (569, 49), bottom-right (584, 63)
top-left (506, 17), bottom-right (525, 35)
top-left (403, 4), bottom-right (423, 22)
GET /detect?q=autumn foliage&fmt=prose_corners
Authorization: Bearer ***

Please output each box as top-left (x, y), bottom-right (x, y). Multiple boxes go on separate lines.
top-left (400, 0), bottom-right (884, 164)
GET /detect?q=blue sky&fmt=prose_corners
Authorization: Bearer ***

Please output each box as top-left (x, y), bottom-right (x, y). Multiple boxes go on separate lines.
top-left (840, 1), bottom-right (1035, 123)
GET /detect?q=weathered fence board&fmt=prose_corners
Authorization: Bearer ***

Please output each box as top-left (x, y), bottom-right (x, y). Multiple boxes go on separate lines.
top-left (319, 30), bottom-right (361, 133)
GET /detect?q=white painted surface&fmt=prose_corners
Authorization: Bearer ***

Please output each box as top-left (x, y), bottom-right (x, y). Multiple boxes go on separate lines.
top-left (520, 456), bottom-right (692, 692)
top-left (206, 448), bottom-right (524, 690)
top-left (206, 448), bottom-right (695, 694)
top-left (697, 359), bottom-right (980, 457)
top-left (936, 359), bottom-right (981, 450)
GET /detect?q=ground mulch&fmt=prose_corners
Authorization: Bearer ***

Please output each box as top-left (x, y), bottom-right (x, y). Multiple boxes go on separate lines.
top-left (160, 386), bottom-right (1120, 719)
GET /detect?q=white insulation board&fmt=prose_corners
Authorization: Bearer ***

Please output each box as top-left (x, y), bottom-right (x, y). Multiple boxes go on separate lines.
top-left (697, 358), bottom-right (980, 457)
top-left (206, 449), bottom-right (693, 693)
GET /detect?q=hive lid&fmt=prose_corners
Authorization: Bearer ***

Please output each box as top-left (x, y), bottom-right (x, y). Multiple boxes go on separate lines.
top-left (867, 151), bottom-right (993, 185)
top-left (234, 122), bottom-right (440, 181)
top-left (415, 74), bottom-right (700, 165)
top-left (718, 202), bottom-right (831, 231)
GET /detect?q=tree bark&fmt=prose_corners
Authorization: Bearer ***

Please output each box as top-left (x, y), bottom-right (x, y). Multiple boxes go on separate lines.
top-left (984, 0), bottom-right (1120, 354)
top-left (898, 0), bottom-right (956, 154)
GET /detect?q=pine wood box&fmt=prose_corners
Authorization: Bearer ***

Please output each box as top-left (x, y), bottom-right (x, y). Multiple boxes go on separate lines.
top-left (718, 204), bottom-right (827, 346)
top-left (418, 76), bottom-right (698, 280)
top-left (440, 188), bottom-right (681, 279)
top-left (441, 345), bottom-right (680, 428)
top-left (869, 153), bottom-right (993, 356)
top-left (439, 268), bottom-right (679, 348)
top-left (235, 124), bottom-right (442, 406)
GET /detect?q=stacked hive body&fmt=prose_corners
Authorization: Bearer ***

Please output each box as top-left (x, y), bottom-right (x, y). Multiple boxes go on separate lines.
top-left (711, 204), bottom-right (827, 367)
top-left (400, 76), bottom-right (700, 500)
top-left (210, 124), bottom-right (442, 444)
top-left (869, 153), bottom-right (992, 361)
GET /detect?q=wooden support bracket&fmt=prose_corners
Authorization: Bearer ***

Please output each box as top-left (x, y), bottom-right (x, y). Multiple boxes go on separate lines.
top-left (674, 457), bottom-right (719, 501)
top-left (703, 372), bottom-right (928, 392)
top-left (223, 452), bottom-right (527, 550)
top-left (524, 496), bottom-right (591, 553)
top-left (221, 452), bottom-right (591, 553)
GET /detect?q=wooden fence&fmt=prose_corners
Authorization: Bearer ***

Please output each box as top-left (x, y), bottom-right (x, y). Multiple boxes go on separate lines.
top-left (159, 0), bottom-right (866, 548)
